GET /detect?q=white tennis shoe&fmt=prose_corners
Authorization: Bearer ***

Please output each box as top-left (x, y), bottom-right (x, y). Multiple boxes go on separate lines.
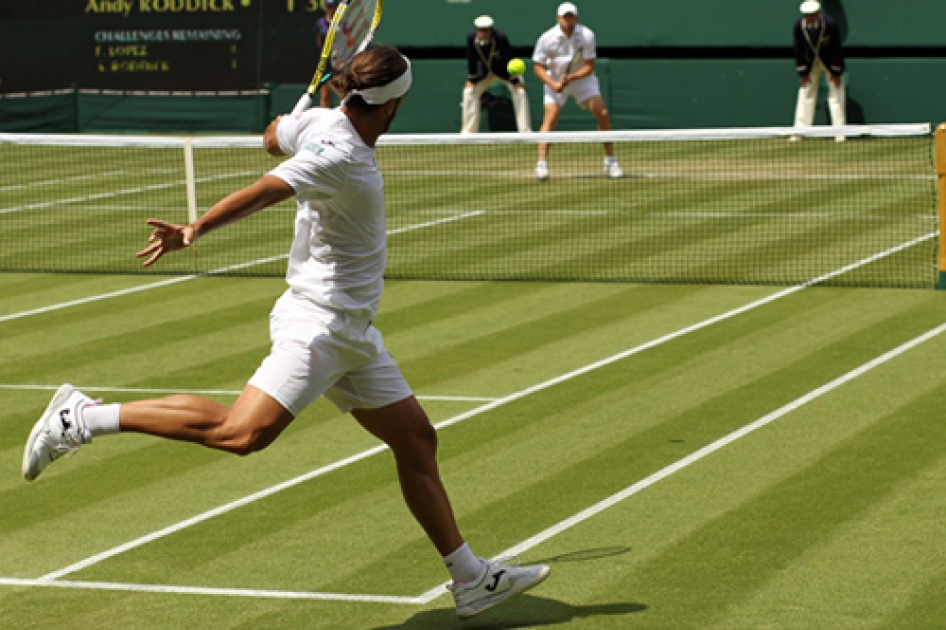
top-left (535, 161), bottom-right (550, 181)
top-left (450, 557), bottom-right (551, 618)
top-left (605, 158), bottom-right (624, 179)
top-left (22, 384), bottom-right (94, 481)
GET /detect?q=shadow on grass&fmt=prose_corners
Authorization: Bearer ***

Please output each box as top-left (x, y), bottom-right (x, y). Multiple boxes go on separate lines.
top-left (534, 546), bottom-right (633, 564)
top-left (376, 547), bottom-right (643, 629)
top-left (374, 594), bottom-right (647, 629)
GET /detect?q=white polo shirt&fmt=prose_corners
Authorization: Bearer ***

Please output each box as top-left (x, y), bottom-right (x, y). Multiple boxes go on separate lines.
top-left (269, 108), bottom-right (386, 317)
top-left (532, 23), bottom-right (597, 82)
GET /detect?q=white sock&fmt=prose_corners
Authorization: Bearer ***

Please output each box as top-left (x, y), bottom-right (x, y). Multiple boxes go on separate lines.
top-left (443, 543), bottom-right (484, 583)
top-left (537, 160), bottom-right (548, 167)
top-left (605, 156), bottom-right (618, 165)
top-left (83, 402), bottom-right (122, 437)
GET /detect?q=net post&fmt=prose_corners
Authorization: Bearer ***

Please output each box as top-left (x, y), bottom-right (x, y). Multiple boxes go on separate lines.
top-left (937, 124), bottom-right (946, 289)
top-left (183, 137), bottom-right (198, 224)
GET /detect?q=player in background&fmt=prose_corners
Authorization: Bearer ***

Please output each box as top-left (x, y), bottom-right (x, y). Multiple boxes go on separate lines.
top-left (21, 46), bottom-right (550, 620)
top-left (314, 0), bottom-right (341, 108)
top-left (791, 0), bottom-right (847, 142)
top-left (532, 2), bottom-right (622, 181)
top-left (461, 14), bottom-right (532, 134)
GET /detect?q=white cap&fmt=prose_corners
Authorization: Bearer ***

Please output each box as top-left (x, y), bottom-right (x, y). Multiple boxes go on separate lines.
top-left (557, 2), bottom-right (578, 17)
top-left (474, 15), bottom-right (493, 29)
top-left (800, 1), bottom-right (821, 14)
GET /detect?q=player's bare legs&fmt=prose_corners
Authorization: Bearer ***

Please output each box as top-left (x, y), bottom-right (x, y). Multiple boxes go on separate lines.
top-left (120, 385), bottom-right (295, 455)
top-left (537, 102), bottom-right (562, 161)
top-left (582, 94), bottom-right (615, 157)
top-left (352, 396), bottom-right (464, 556)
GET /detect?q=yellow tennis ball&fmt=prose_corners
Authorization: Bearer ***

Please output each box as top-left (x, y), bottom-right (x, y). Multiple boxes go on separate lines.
top-left (507, 58), bottom-right (526, 77)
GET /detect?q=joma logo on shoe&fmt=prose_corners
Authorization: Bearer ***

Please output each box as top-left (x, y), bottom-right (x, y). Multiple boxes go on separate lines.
top-left (484, 570), bottom-right (505, 592)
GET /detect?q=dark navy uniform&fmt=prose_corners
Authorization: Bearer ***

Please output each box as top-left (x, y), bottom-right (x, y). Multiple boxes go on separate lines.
top-left (793, 14), bottom-right (845, 78)
top-left (461, 27), bottom-right (531, 133)
top-left (467, 29), bottom-right (522, 86)
top-left (791, 11), bottom-right (847, 135)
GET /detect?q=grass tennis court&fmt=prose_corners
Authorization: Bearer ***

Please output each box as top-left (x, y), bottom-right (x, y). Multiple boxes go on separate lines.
top-left (3, 273), bottom-right (946, 628)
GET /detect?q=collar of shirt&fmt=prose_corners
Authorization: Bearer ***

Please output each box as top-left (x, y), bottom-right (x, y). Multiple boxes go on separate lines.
top-left (554, 23), bottom-right (576, 40)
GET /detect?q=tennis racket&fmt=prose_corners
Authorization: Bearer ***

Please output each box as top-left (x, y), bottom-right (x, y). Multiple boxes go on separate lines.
top-left (560, 45), bottom-right (582, 90)
top-left (291, 0), bottom-right (384, 115)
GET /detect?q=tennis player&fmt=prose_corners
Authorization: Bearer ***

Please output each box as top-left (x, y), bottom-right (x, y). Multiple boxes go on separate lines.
top-left (532, 2), bottom-right (622, 180)
top-left (21, 46), bottom-right (549, 619)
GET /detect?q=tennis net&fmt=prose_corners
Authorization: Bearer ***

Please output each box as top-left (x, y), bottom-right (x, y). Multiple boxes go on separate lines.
top-left (0, 124), bottom-right (938, 288)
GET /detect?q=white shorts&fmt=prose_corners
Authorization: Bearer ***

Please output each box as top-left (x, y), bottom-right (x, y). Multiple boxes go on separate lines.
top-left (543, 75), bottom-right (601, 108)
top-left (248, 290), bottom-right (413, 416)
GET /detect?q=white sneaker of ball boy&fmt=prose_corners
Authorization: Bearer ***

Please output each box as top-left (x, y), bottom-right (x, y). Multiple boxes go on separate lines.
top-left (23, 384), bottom-right (551, 617)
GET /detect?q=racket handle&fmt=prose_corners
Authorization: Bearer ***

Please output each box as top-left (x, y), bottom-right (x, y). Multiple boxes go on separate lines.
top-left (291, 93), bottom-right (313, 115)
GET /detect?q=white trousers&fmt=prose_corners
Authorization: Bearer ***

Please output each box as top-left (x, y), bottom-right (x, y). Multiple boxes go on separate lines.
top-left (461, 75), bottom-right (532, 133)
top-left (793, 60), bottom-right (846, 127)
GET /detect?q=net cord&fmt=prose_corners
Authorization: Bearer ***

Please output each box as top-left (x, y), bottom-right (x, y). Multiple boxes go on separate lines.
top-left (0, 123), bottom-right (931, 150)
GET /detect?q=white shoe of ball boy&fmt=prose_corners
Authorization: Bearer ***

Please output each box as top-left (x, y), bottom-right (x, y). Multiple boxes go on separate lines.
top-left (450, 557), bottom-right (551, 618)
top-left (22, 384), bottom-right (94, 481)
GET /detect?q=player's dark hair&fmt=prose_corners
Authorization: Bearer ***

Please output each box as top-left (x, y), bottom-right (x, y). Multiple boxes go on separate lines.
top-left (331, 46), bottom-right (408, 112)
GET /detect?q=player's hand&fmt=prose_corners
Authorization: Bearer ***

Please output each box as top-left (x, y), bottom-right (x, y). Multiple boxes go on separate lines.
top-left (136, 219), bottom-right (197, 267)
top-left (800, 76), bottom-right (811, 88)
top-left (829, 75), bottom-right (842, 88)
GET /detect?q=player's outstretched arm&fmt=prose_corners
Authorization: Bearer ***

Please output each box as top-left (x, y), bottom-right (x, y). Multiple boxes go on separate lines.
top-left (137, 175), bottom-right (295, 267)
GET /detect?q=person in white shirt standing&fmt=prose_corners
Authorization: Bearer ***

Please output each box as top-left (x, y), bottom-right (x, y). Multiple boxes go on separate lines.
top-left (532, 2), bottom-right (623, 181)
top-left (21, 45), bottom-right (549, 620)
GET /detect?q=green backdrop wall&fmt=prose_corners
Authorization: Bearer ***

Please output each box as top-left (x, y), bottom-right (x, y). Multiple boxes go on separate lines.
top-left (3, 57), bottom-right (944, 133)
top-left (372, 0), bottom-right (945, 48)
top-left (385, 58), bottom-right (946, 133)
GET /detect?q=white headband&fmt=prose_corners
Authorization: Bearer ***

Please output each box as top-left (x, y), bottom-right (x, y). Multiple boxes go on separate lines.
top-left (343, 56), bottom-right (413, 106)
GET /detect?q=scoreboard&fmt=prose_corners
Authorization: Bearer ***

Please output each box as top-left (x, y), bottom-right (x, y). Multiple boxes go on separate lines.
top-left (0, 0), bottom-right (326, 92)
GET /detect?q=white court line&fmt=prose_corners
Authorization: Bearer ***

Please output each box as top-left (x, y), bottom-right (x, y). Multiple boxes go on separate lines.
top-left (387, 211), bottom-right (483, 235)
top-left (0, 276), bottom-right (197, 324)
top-left (398, 208), bottom-right (936, 221)
top-left (0, 211), bottom-right (483, 324)
top-left (0, 577), bottom-right (423, 605)
top-left (388, 170), bottom-right (936, 182)
top-left (0, 384), bottom-right (495, 403)
top-left (34, 234), bottom-right (929, 582)
top-left (0, 171), bottom-right (255, 216)
top-left (0, 171), bottom-right (126, 193)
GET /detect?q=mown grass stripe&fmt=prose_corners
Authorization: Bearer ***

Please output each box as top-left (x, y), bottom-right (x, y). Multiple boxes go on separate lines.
top-left (475, 318), bottom-right (946, 595)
